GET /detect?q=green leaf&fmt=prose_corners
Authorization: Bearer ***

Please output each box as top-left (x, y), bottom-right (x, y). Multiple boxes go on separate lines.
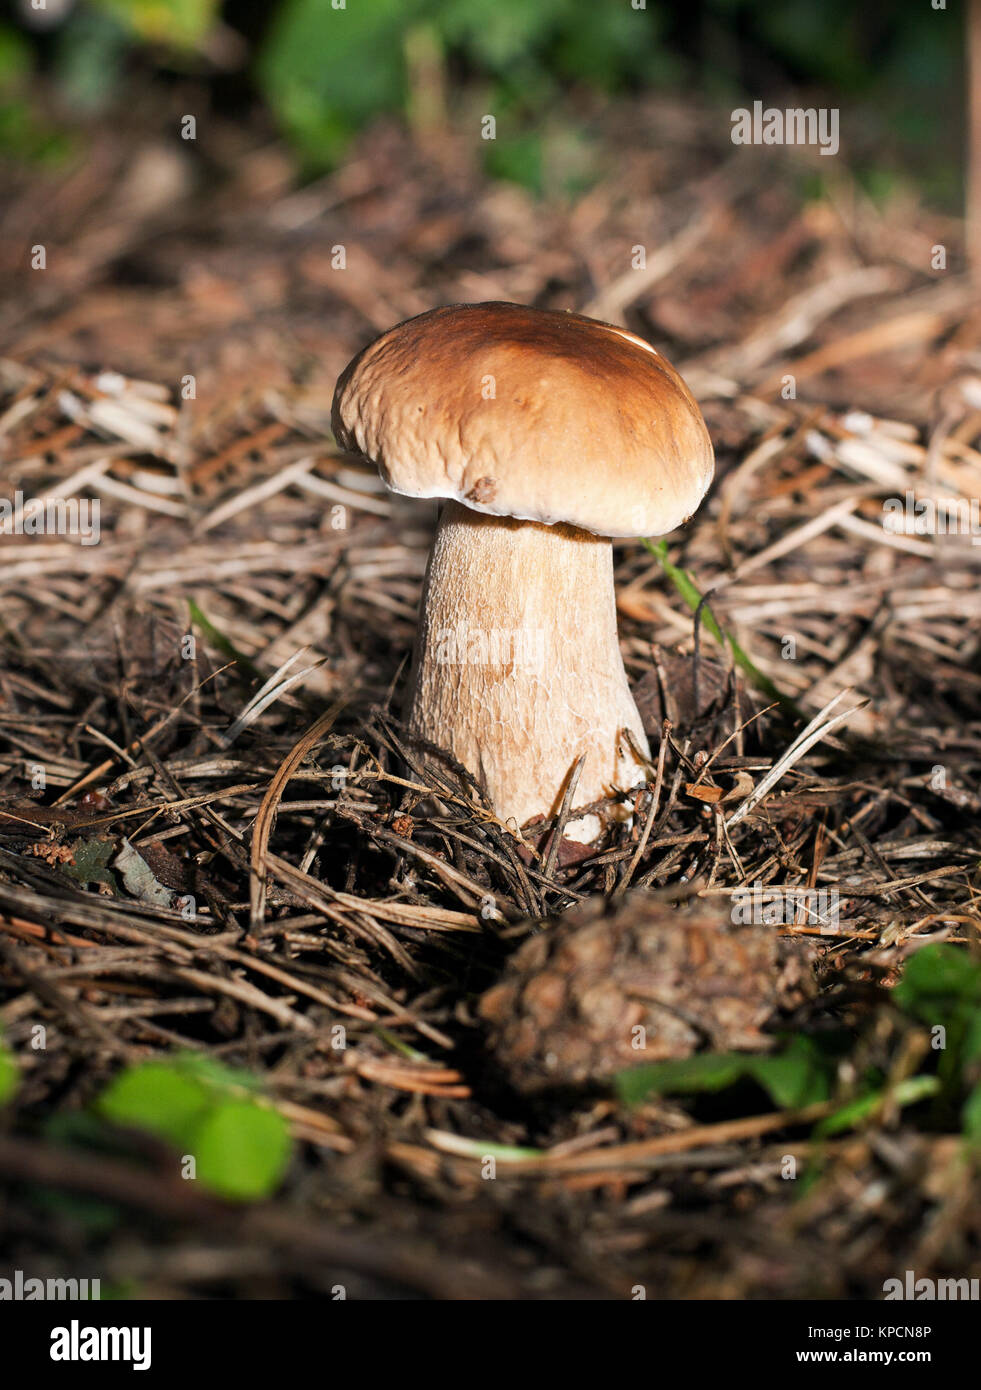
top-left (65, 837), bottom-right (118, 892)
top-left (437, 0), bottom-right (570, 72)
top-left (893, 945), bottom-right (981, 1116)
top-left (0, 27), bottom-right (74, 169)
top-left (372, 1025), bottom-right (428, 1062)
top-left (893, 944), bottom-right (981, 1016)
top-left (0, 24), bottom-right (32, 88)
top-left (554, 3), bottom-right (675, 91)
top-left (96, 1062), bottom-right (212, 1147)
top-left (190, 1099), bottom-right (291, 1201)
top-left (615, 1034), bottom-right (838, 1109)
top-left (169, 1050), bottom-right (263, 1094)
top-left (615, 1051), bottom-right (749, 1107)
top-left (187, 598), bottom-right (262, 681)
top-left (0, 1037), bottom-right (17, 1106)
top-left (91, 0), bottom-right (220, 50)
top-left (258, 0), bottom-right (422, 167)
top-left (963, 1084), bottom-right (981, 1144)
top-left (817, 1075), bottom-right (940, 1138)
top-left (94, 1053), bottom-right (292, 1202)
top-left (746, 1035), bottom-right (833, 1109)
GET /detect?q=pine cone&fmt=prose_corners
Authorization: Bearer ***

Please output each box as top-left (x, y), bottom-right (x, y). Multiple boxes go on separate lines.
top-left (478, 892), bottom-right (814, 1093)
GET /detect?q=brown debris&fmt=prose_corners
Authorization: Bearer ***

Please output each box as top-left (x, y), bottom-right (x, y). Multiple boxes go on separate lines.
top-left (479, 892), bottom-right (815, 1092)
top-left (0, 89), bottom-right (978, 1301)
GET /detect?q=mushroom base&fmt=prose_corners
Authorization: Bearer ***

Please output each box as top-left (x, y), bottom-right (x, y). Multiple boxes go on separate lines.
top-left (407, 500), bottom-right (651, 842)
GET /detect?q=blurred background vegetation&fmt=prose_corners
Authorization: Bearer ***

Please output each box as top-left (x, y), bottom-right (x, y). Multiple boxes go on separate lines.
top-left (0, 0), bottom-right (963, 201)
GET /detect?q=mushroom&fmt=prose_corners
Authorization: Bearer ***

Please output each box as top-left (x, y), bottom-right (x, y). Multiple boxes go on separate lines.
top-left (332, 302), bottom-right (713, 843)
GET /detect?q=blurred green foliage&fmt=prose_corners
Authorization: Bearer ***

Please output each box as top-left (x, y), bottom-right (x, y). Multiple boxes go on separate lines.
top-left (0, 1), bottom-right (962, 188)
top-left (0, 22), bottom-right (74, 164)
top-left (616, 943), bottom-right (981, 1152)
top-left (96, 1051), bottom-right (292, 1201)
top-left (259, 0), bottom-right (411, 167)
top-left (893, 943), bottom-right (981, 1140)
top-left (0, 1030), bottom-right (17, 1106)
top-left (91, 0), bottom-right (220, 49)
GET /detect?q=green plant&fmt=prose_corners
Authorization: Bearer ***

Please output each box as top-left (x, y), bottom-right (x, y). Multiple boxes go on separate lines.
top-left (53, 1), bottom-right (219, 121)
top-left (0, 23), bottom-right (74, 165)
top-left (0, 1031), bottom-right (17, 1106)
top-left (96, 1052), bottom-right (292, 1202)
top-left (259, 0), bottom-right (419, 167)
top-left (91, 0), bottom-right (220, 50)
top-left (257, 0), bottom-right (671, 175)
top-left (0, 1), bottom-right (961, 192)
top-left (64, 837), bottom-right (118, 892)
top-left (617, 1032), bottom-right (843, 1111)
top-left (893, 944), bottom-right (981, 1141)
top-left (614, 943), bottom-right (981, 1149)
top-left (188, 598), bottom-right (263, 682)
top-left (643, 537), bottom-right (804, 718)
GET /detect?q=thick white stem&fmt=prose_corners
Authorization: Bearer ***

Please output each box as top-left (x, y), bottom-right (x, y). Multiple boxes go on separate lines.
top-left (407, 500), bottom-right (650, 841)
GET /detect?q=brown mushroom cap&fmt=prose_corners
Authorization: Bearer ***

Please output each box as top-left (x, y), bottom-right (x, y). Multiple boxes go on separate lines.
top-left (332, 302), bottom-right (713, 538)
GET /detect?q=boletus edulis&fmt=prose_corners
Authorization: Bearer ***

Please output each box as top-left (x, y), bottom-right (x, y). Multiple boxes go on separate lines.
top-left (332, 302), bottom-right (713, 843)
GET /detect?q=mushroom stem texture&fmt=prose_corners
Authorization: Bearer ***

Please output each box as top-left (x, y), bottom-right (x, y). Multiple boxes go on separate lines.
top-left (408, 500), bottom-right (650, 841)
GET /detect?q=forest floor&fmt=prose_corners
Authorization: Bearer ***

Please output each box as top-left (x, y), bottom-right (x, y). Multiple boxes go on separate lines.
top-left (0, 89), bottom-right (979, 1299)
